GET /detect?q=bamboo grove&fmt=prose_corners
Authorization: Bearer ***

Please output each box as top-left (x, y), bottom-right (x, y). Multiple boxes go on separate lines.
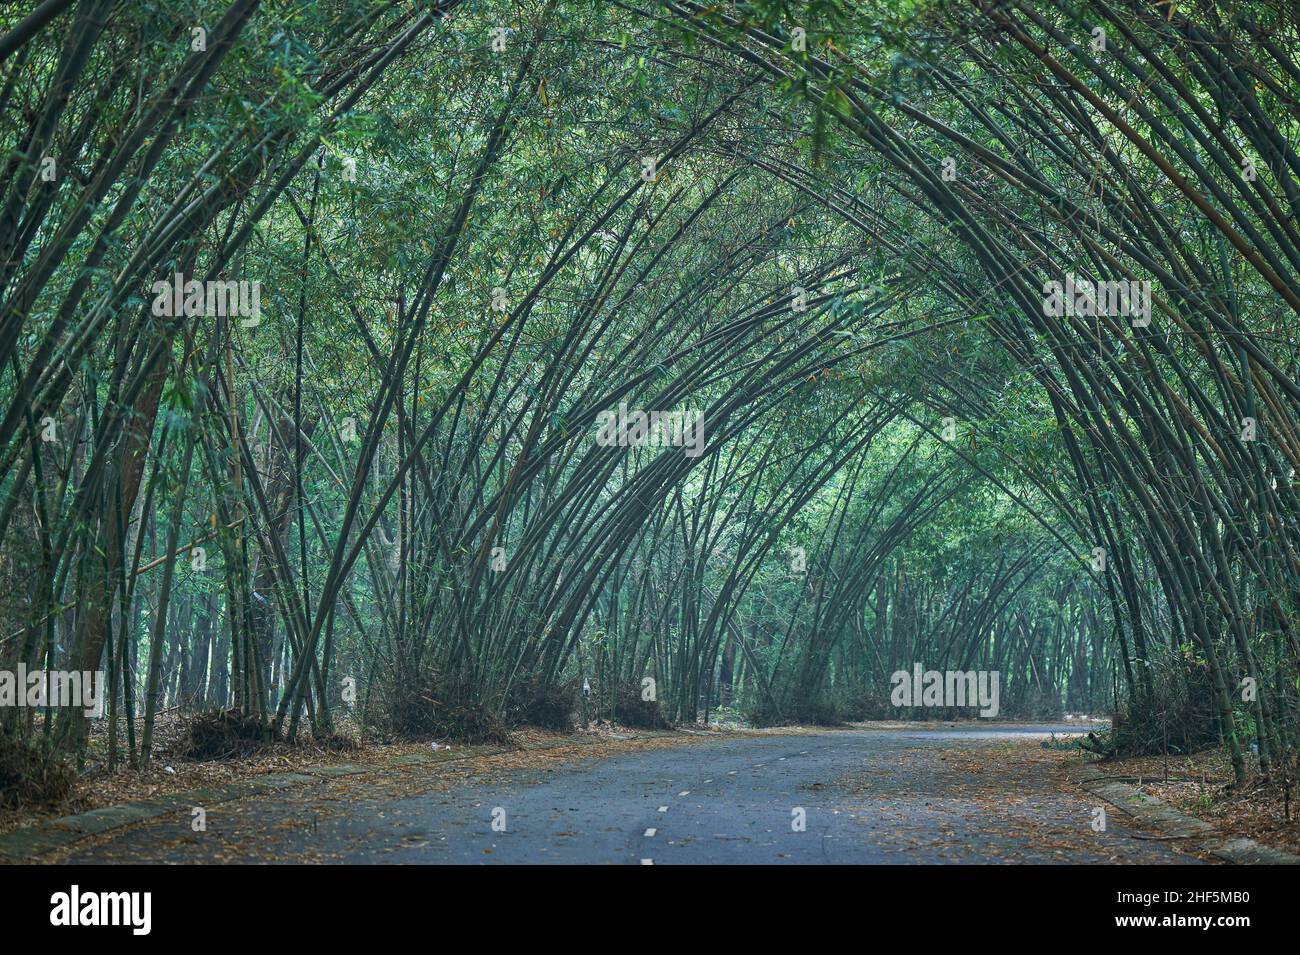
top-left (1, 0), bottom-right (1297, 787)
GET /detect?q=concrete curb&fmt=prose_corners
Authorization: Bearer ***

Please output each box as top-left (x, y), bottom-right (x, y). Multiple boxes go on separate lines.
top-left (0, 771), bottom-right (322, 861)
top-left (0, 730), bottom-right (683, 862)
top-left (1073, 766), bottom-right (1300, 865)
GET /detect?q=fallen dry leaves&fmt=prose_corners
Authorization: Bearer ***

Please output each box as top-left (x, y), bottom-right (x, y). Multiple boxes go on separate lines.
top-left (1100, 747), bottom-right (1300, 857)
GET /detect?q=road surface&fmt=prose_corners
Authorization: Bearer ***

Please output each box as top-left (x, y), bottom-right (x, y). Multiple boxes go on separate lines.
top-left (59, 724), bottom-right (1199, 864)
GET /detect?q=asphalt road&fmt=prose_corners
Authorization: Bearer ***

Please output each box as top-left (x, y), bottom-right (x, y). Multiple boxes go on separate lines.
top-left (60, 724), bottom-right (1199, 864)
